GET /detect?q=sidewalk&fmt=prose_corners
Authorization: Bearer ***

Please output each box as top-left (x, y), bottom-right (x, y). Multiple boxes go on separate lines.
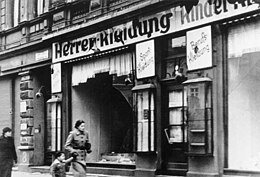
top-left (12, 171), bottom-right (127, 177)
top-left (12, 171), bottom-right (50, 177)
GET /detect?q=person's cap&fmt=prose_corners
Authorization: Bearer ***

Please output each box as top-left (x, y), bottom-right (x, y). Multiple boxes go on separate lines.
top-left (2, 127), bottom-right (12, 134)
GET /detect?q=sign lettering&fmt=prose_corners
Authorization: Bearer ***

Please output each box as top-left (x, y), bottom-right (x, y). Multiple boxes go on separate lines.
top-left (136, 40), bottom-right (155, 79)
top-left (187, 26), bottom-right (212, 70)
top-left (53, 0), bottom-right (259, 63)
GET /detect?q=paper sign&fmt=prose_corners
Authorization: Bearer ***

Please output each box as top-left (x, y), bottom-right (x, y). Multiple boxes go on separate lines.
top-left (187, 25), bottom-right (212, 70)
top-left (136, 40), bottom-right (155, 79)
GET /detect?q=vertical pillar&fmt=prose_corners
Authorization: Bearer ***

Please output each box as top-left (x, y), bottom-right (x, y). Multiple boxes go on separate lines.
top-left (0, 35), bottom-right (5, 50)
top-left (20, 0), bottom-right (28, 22)
top-left (0, 0), bottom-right (7, 49)
top-left (1, 0), bottom-right (5, 30)
top-left (44, 0), bottom-right (50, 13)
top-left (5, 0), bottom-right (13, 29)
top-left (17, 71), bottom-right (35, 172)
top-left (28, 0), bottom-right (36, 20)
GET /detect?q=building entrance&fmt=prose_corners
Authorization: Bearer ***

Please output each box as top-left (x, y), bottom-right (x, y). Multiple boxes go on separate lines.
top-left (162, 84), bottom-right (188, 175)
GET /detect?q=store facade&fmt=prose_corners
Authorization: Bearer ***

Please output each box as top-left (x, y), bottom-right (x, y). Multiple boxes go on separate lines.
top-left (45, 0), bottom-right (260, 176)
top-left (225, 14), bottom-right (260, 174)
top-left (0, 47), bottom-right (52, 170)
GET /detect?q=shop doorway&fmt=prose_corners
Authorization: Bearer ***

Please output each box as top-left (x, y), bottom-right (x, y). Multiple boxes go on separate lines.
top-left (162, 84), bottom-right (188, 175)
top-left (71, 72), bottom-right (134, 163)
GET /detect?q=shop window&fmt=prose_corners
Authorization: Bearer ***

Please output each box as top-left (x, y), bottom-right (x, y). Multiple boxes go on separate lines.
top-left (227, 20), bottom-right (260, 171)
top-left (46, 97), bottom-right (62, 152)
top-left (183, 78), bottom-right (213, 156)
top-left (162, 36), bottom-right (187, 81)
top-left (132, 84), bottom-right (155, 152)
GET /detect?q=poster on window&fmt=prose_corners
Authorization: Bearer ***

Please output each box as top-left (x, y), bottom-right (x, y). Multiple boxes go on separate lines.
top-left (51, 63), bottom-right (62, 93)
top-left (136, 40), bottom-right (155, 79)
top-left (186, 25), bottom-right (212, 71)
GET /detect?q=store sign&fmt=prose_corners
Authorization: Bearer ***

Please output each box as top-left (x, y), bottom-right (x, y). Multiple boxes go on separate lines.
top-left (180, 0), bottom-right (259, 27)
top-left (136, 40), bottom-right (155, 79)
top-left (52, 0), bottom-right (259, 63)
top-left (187, 26), bottom-right (212, 70)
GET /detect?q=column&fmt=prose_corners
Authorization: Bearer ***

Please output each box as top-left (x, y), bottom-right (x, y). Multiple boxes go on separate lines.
top-left (5, 0), bottom-right (13, 29)
top-left (44, 0), bottom-right (50, 13)
top-left (20, 0), bottom-right (29, 22)
top-left (28, 0), bottom-right (36, 20)
top-left (18, 71), bottom-right (34, 172)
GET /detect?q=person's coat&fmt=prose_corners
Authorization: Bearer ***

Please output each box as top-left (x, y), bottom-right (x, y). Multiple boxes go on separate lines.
top-left (0, 136), bottom-right (17, 163)
top-left (65, 129), bottom-right (89, 164)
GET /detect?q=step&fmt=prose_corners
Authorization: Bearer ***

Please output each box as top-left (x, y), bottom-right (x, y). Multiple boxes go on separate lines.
top-left (30, 164), bottom-right (135, 176)
top-left (224, 168), bottom-right (260, 177)
top-left (30, 166), bottom-right (50, 173)
top-left (159, 163), bottom-right (187, 176)
top-left (156, 175), bottom-right (185, 177)
top-left (87, 166), bottom-right (134, 176)
top-left (167, 163), bottom-right (188, 169)
top-left (223, 176), bottom-right (250, 177)
top-left (87, 162), bottom-right (135, 169)
top-left (163, 168), bottom-right (187, 176)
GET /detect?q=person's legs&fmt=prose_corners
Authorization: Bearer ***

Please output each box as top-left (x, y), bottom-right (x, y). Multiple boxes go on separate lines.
top-left (70, 162), bottom-right (86, 177)
top-left (0, 160), bottom-right (13, 177)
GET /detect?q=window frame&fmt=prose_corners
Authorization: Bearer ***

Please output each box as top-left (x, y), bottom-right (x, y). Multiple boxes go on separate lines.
top-left (132, 84), bottom-right (156, 152)
top-left (183, 78), bottom-right (213, 156)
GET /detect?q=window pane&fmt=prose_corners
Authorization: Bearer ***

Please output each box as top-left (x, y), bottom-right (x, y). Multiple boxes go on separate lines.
top-left (167, 36), bottom-right (186, 56)
top-left (228, 21), bottom-right (260, 171)
top-left (136, 91), bottom-right (155, 151)
top-left (169, 126), bottom-right (182, 143)
top-left (163, 36), bottom-right (187, 79)
top-left (169, 90), bottom-right (182, 107)
top-left (169, 108), bottom-right (182, 125)
top-left (188, 84), bottom-right (205, 110)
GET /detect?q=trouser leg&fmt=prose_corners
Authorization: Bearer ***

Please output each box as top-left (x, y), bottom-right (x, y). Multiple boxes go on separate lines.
top-left (0, 160), bottom-right (13, 177)
top-left (70, 162), bottom-right (86, 177)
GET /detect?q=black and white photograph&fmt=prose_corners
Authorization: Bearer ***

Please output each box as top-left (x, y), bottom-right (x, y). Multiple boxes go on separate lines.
top-left (0, 0), bottom-right (260, 177)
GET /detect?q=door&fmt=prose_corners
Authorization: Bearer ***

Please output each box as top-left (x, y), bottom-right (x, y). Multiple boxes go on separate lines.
top-left (162, 85), bottom-right (188, 174)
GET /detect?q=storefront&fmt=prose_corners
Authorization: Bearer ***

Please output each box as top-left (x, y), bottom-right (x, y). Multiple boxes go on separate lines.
top-left (47, 0), bottom-right (260, 176)
top-left (69, 49), bottom-right (135, 163)
top-left (225, 14), bottom-right (260, 174)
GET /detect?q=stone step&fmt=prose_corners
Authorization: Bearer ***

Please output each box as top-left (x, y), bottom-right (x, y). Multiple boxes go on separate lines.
top-left (30, 166), bottom-right (50, 173)
top-left (162, 168), bottom-right (187, 176)
top-left (29, 164), bottom-right (134, 176)
top-left (162, 162), bottom-right (188, 176)
top-left (156, 175), bottom-right (185, 177)
top-left (223, 175), bottom-right (252, 177)
top-left (87, 166), bottom-right (134, 176)
top-left (224, 168), bottom-right (260, 177)
top-left (167, 163), bottom-right (188, 169)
